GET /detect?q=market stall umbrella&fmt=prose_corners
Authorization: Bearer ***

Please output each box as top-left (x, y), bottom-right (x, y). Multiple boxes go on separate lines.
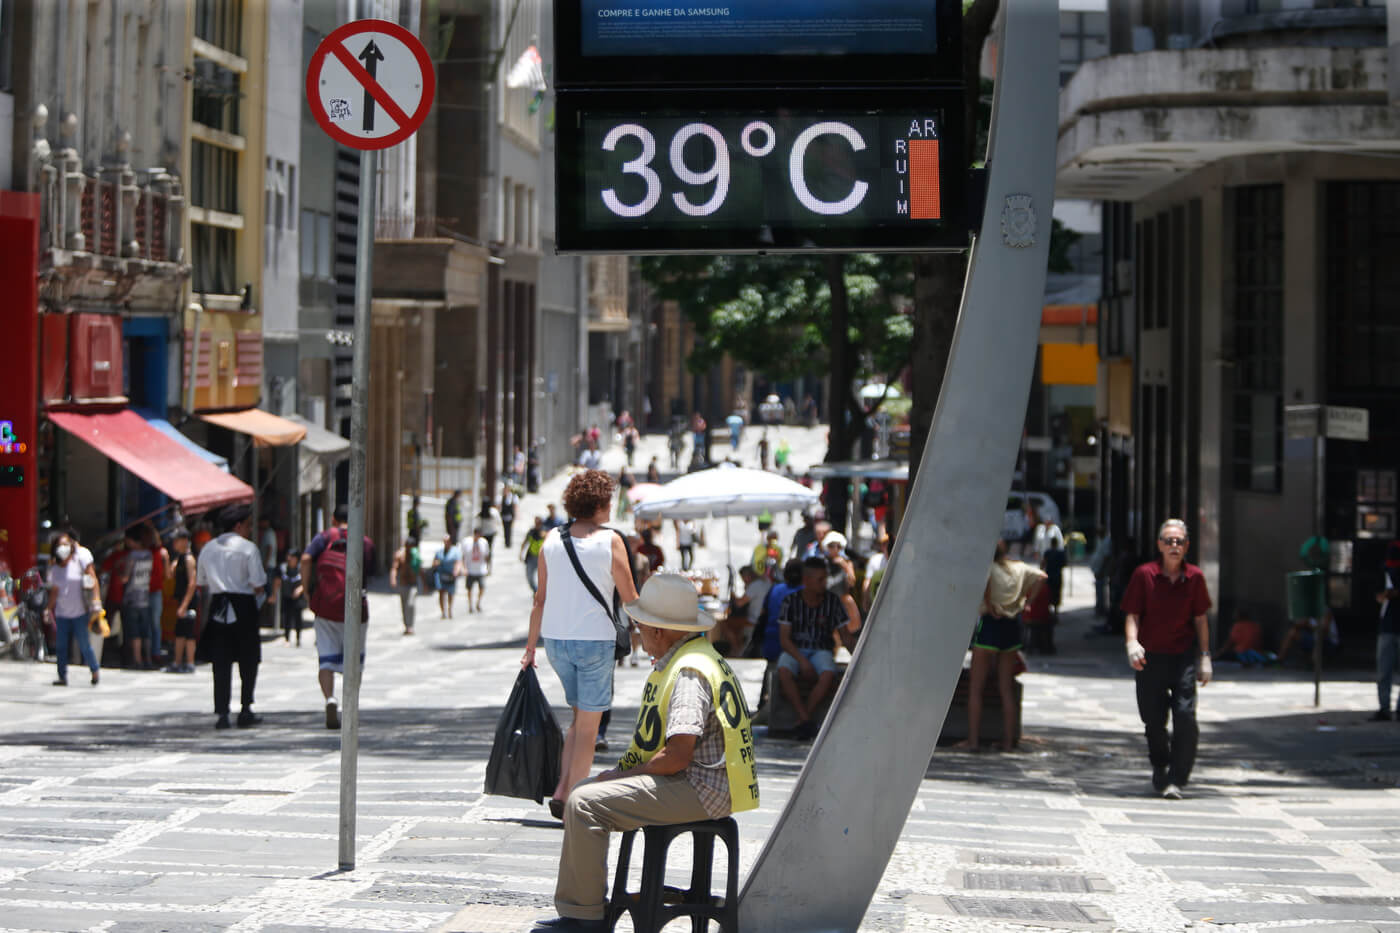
top-left (633, 464), bottom-right (819, 594)
top-left (626, 482), bottom-right (663, 504)
top-left (631, 463), bottom-right (818, 521)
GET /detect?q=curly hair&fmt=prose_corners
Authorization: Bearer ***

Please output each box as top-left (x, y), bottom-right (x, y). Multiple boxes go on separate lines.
top-left (563, 469), bottom-right (615, 520)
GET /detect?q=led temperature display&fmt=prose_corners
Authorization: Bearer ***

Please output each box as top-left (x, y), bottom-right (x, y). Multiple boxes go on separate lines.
top-left (557, 93), bottom-right (968, 253)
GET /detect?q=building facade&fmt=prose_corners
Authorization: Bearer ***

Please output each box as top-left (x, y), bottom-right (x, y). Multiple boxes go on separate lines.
top-left (1060, 0), bottom-right (1399, 644)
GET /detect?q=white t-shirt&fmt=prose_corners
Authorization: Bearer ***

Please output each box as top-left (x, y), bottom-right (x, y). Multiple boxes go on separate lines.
top-left (465, 538), bottom-right (491, 576)
top-left (677, 521), bottom-right (696, 546)
top-left (540, 527), bottom-right (617, 641)
top-left (477, 507), bottom-right (501, 536)
top-left (196, 533), bottom-right (268, 595)
top-left (48, 552), bottom-right (93, 619)
top-left (1033, 523), bottom-right (1065, 558)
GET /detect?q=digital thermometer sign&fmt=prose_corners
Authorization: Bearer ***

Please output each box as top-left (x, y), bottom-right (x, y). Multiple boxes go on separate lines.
top-left (557, 91), bottom-right (968, 253)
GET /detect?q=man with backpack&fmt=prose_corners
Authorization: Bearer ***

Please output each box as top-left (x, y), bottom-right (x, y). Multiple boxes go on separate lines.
top-left (300, 505), bottom-right (375, 730)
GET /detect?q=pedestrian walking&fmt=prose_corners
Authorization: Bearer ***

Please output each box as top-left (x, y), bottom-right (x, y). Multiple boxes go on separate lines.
top-left (521, 469), bottom-right (640, 820)
top-left (120, 527), bottom-right (156, 669)
top-left (146, 524), bottom-right (168, 665)
top-left (544, 503), bottom-right (566, 532)
top-left (521, 516), bottom-right (546, 593)
top-left (444, 490), bottom-right (464, 542)
top-left (616, 465), bottom-right (635, 519)
top-left (1089, 526), bottom-right (1112, 616)
top-left (500, 484), bottom-right (518, 549)
top-left (675, 518), bottom-right (697, 572)
top-left (272, 549), bottom-right (305, 645)
top-left (431, 533), bottom-right (463, 619)
top-left (165, 529), bottom-right (198, 673)
top-left (1122, 519), bottom-right (1213, 799)
top-left (646, 456), bottom-right (661, 484)
top-left (407, 495), bottom-right (429, 540)
top-left (512, 445), bottom-right (527, 487)
top-left (1372, 540), bottom-right (1400, 720)
top-left (390, 536), bottom-right (421, 635)
top-left (477, 501), bottom-right (501, 571)
top-left (194, 504), bottom-right (267, 729)
top-left (465, 527), bottom-right (490, 613)
top-left (47, 531), bottom-right (101, 686)
top-left (301, 504), bottom-right (375, 731)
top-left (757, 433), bottom-right (770, 470)
top-left (527, 444), bottom-right (542, 493)
top-left (956, 540), bottom-right (1045, 752)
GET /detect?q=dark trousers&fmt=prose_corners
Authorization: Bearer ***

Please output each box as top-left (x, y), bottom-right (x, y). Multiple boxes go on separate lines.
top-left (1134, 650), bottom-right (1199, 785)
top-left (502, 520), bottom-right (514, 549)
top-left (200, 594), bottom-right (261, 715)
top-left (678, 545), bottom-right (694, 571)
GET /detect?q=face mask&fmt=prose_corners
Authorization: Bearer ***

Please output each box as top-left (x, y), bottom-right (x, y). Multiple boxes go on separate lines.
top-left (55, 544), bottom-right (72, 561)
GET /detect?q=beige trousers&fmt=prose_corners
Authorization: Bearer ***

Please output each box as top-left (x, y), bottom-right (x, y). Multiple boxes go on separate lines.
top-left (554, 773), bottom-right (710, 920)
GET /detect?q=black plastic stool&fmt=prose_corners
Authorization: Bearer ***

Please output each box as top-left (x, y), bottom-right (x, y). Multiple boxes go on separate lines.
top-left (606, 818), bottom-right (739, 933)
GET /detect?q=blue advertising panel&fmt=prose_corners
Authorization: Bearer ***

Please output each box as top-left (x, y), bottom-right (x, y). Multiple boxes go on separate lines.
top-left (579, 1), bottom-right (938, 59)
top-left (555, 0), bottom-right (963, 87)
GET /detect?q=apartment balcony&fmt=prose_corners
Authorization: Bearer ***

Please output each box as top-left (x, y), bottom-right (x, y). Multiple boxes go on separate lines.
top-left (1056, 45), bottom-right (1397, 201)
top-left (35, 151), bottom-right (190, 311)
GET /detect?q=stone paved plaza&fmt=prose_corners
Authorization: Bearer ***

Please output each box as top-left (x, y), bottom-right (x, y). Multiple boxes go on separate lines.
top-left (2, 430), bottom-right (1398, 932)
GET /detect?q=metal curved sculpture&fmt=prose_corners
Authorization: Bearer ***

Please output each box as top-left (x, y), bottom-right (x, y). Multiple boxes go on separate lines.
top-left (738, 3), bottom-right (1059, 929)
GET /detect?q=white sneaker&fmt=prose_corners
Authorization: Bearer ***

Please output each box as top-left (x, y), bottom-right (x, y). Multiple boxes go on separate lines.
top-left (1162, 783), bottom-right (1183, 800)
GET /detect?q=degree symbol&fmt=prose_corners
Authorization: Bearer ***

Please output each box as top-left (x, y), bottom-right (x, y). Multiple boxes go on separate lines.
top-left (741, 121), bottom-right (776, 158)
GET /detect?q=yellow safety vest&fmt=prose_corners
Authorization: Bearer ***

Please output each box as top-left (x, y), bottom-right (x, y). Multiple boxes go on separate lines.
top-left (618, 637), bottom-right (760, 813)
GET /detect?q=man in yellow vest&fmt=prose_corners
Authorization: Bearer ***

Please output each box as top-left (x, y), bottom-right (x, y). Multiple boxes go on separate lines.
top-left (537, 573), bottom-right (759, 933)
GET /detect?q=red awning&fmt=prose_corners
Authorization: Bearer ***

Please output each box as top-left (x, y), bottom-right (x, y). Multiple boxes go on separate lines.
top-left (48, 410), bottom-right (254, 514)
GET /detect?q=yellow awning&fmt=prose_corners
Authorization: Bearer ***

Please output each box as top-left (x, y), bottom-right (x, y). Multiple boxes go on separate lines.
top-left (200, 409), bottom-right (308, 448)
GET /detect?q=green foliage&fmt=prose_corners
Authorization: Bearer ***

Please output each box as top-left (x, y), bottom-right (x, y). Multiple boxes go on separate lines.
top-left (639, 253), bottom-right (915, 392)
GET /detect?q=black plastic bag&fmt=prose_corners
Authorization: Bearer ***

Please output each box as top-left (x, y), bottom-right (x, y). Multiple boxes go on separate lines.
top-left (485, 667), bottom-right (564, 803)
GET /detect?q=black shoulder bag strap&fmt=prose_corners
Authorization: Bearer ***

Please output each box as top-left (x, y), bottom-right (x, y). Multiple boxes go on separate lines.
top-left (559, 522), bottom-right (631, 655)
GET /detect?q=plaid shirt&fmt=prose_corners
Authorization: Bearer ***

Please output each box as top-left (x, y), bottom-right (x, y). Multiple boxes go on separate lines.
top-left (656, 635), bottom-right (731, 819)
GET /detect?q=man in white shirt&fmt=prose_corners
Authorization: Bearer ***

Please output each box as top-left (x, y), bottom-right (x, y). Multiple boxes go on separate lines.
top-left (195, 504), bottom-right (267, 730)
top-left (465, 527), bottom-right (491, 613)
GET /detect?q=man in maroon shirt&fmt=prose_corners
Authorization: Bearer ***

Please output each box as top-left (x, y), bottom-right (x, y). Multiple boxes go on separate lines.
top-left (1122, 519), bottom-right (1213, 800)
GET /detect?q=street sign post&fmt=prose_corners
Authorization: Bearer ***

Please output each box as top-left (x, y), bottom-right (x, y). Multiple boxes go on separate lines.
top-left (307, 14), bottom-right (434, 872)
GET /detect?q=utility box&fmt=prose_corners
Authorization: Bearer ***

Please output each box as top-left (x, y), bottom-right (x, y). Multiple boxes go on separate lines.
top-left (69, 313), bottom-right (124, 402)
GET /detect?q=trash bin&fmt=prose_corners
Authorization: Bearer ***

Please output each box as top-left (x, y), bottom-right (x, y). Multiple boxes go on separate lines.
top-left (1067, 532), bottom-right (1087, 563)
top-left (1286, 570), bottom-right (1326, 619)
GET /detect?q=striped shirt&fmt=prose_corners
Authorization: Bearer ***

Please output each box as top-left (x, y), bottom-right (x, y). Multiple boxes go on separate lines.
top-left (658, 635), bottom-right (731, 819)
top-left (778, 590), bottom-right (844, 652)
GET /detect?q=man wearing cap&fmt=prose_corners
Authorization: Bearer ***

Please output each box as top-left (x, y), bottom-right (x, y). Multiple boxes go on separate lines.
top-left (194, 504), bottom-right (267, 729)
top-left (536, 574), bottom-right (759, 933)
top-left (1122, 518), bottom-right (1213, 799)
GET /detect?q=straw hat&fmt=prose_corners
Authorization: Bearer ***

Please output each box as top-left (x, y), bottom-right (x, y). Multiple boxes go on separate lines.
top-left (623, 573), bottom-right (715, 632)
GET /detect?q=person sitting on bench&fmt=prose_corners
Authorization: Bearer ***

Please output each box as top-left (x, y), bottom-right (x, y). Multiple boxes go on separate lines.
top-left (536, 573), bottom-right (760, 933)
top-left (776, 556), bottom-right (862, 740)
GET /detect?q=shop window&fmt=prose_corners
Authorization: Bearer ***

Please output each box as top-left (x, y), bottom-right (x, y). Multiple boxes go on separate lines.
top-left (1229, 185), bottom-right (1283, 493)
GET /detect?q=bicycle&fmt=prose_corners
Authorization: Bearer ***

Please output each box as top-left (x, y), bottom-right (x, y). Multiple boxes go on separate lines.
top-left (6, 568), bottom-right (49, 662)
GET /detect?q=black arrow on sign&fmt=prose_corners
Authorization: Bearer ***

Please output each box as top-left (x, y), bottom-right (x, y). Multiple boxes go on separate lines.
top-left (358, 39), bottom-right (385, 132)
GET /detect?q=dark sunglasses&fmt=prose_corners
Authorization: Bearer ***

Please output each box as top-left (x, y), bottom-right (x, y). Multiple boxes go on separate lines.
top-left (1159, 536), bottom-right (1186, 547)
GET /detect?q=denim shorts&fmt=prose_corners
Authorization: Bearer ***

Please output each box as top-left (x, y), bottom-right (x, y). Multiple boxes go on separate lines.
top-left (543, 638), bottom-right (615, 712)
top-left (777, 648), bottom-right (837, 677)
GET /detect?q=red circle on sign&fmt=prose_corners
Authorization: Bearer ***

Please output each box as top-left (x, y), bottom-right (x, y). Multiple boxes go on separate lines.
top-left (306, 18), bottom-right (436, 151)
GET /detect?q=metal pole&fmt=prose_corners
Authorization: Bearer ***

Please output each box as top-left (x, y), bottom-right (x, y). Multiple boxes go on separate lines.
top-left (1314, 433), bottom-right (1325, 707)
top-left (339, 144), bottom-right (378, 872)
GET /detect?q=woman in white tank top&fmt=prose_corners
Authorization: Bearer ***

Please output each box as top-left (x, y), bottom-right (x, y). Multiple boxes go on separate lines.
top-left (523, 470), bottom-right (640, 817)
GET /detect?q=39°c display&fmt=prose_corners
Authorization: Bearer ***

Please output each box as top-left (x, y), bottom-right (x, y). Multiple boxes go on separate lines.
top-left (556, 94), bottom-right (969, 253)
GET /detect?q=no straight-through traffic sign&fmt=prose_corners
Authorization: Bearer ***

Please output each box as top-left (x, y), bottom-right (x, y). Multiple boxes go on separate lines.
top-left (307, 19), bottom-right (435, 151)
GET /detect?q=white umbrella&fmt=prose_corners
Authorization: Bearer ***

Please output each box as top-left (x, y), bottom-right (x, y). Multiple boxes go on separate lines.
top-left (633, 464), bottom-right (819, 598)
top-left (632, 463), bottom-right (818, 521)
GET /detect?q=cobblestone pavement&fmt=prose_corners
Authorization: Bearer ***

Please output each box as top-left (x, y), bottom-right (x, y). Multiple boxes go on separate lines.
top-left (2, 429), bottom-right (1399, 932)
